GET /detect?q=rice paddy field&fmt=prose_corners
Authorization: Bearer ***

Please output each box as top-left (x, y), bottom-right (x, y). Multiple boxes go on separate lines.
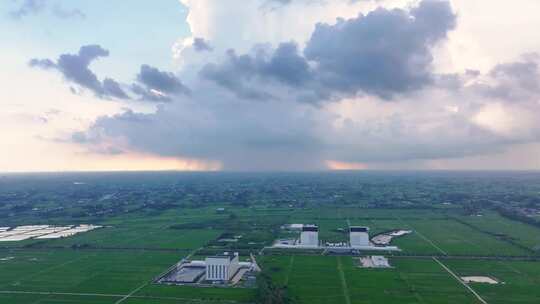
top-left (260, 255), bottom-right (540, 304)
top-left (454, 212), bottom-right (540, 252)
top-left (1, 172), bottom-right (540, 303)
top-left (0, 207), bottom-right (539, 304)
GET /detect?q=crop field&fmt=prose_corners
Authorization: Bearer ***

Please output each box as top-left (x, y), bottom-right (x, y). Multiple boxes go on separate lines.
top-left (260, 255), bottom-right (483, 304)
top-left (0, 248), bottom-right (254, 304)
top-left (2, 172), bottom-right (540, 303)
top-left (398, 219), bottom-right (530, 256)
top-left (288, 208), bottom-right (449, 222)
top-left (443, 259), bottom-right (540, 304)
top-left (2, 206), bottom-right (540, 303)
top-left (0, 250), bottom-right (180, 294)
top-left (2, 206), bottom-right (540, 304)
top-left (43, 227), bottom-right (221, 250)
top-left (0, 293), bottom-right (121, 304)
top-left (288, 209), bottom-right (532, 256)
top-left (134, 284), bottom-right (256, 303)
top-left (455, 212), bottom-right (540, 252)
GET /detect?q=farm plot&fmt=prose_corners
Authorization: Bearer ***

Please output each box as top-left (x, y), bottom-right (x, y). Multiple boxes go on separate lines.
top-left (0, 249), bottom-right (181, 295)
top-left (134, 283), bottom-right (256, 303)
top-left (455, 212), bottom-right (540, 253)
top-left (443, 259), bottom-right (540, 304)
top-left (42, 227), bottom-right (221, 250)
top-left (260, 255), bottom-right (479, 304)
top-left (346, 258), bottom-right (478, 304)
top-left (397, 219), bottom-right (530, 256)
top-left (0, 293), bottom-right (120, 304)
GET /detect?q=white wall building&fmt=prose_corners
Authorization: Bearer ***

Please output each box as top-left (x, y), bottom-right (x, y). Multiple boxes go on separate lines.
top-left (350, 226), bottom-right (370, 247)
top-left (205, 253), bottom-right (240, 281)
top-left (300, 225), bottom-right (319, 247)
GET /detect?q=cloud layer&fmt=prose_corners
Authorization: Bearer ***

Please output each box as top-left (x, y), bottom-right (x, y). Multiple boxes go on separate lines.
top-left (199, 0), bottom-right (456, 102)
top-left (28, 0), bottom-right (540, 170)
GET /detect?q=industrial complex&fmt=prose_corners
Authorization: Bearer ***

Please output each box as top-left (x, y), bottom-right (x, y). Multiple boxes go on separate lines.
top-left (156, 252), bottom-right (260, 287)
top-left (273, 224), bottom-right (402, 251)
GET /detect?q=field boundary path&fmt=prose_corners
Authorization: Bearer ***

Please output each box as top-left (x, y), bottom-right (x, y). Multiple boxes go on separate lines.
top-left (336, 257), bottom-right (351, 304)
top-left (284, 255), bottom-right (295, 285)
top-left (0, 290), bottom-right (245, 303)
top-left (12, 253), bottom-right (92, 286)
top-left (393, 255), bottom-right (539, 261)
top-left (114, 246), bottom-right (204, 304)
top-left (114, 281), bottom-right (149, 304)
top-left (433, 257), bottom-right (488, 304)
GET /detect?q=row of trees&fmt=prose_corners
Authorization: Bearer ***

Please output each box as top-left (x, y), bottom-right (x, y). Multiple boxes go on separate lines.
top-left (256, 272), bottom-right (294, 304)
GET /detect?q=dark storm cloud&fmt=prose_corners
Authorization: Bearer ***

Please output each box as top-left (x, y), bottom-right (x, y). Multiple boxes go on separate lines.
top-left (84, 99), bottom-right (327, 170)
top-left (56, 45), bottom-right (109, 95)
top-left (29, 45), bottom-right (129, 100)
top-left (263, 43), bottom-right (312, 86)
top-left (193, 38), bottom-right (213, 52)
top-left (131, 84), bottom-right (174, 102)
top-left (200, 49), bottom-right (276, 100)
top-left (203, 0), bottom-right (456, 102)
top-left (29, 46), bottom-right (191, 102)
top-left (136, 64), bottom-right (190, 95)
top-left (303, 0), bottom-right (456, 99)
top-left (200, 42), bottom-right (310, 100)
top-left (130, 64), bottom-right (191, 101)
top-left (102, 78), bottom-right (129, 99)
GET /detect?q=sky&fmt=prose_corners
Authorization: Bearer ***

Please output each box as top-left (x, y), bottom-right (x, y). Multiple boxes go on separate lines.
top-left (1, 0), bottom-right (540, 172)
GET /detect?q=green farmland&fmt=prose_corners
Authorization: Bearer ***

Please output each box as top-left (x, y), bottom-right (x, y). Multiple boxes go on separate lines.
top-left (261, 255), bottom-right (481, 304)
top-left (1, 171), bottom-right (540, 303)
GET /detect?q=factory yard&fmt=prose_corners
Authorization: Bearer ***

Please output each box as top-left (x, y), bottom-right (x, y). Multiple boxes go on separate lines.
top-left (156, 252), bottom-right (259, 287)
top-left (271, 224), bottom-right (401, 251)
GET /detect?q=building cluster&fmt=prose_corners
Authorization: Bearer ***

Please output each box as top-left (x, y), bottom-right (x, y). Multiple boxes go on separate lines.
top-left (299, 225), bottom-right (371, 248)
top-left (275, 224), bottom-right (400, 251)
top-left (157, 252), bottom-right (260, 286)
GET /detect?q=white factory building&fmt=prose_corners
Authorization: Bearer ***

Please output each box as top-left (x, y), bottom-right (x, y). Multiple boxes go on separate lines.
top-left (205, 252), bottom-right (240, 282)
top-left (300, 224), bottom-right (319, 247)
top-left (349, 226), bottom-right (370, 247)
top-left (273, 223), bottom-right (400, 251)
